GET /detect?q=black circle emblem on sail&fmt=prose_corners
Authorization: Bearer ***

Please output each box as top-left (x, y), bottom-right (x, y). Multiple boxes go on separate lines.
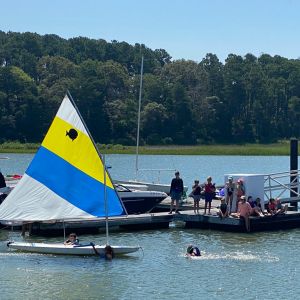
top-left (66, 128), bottom-right (78, 141)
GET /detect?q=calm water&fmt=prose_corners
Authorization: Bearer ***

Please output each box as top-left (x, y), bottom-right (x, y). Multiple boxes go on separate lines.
top-left (1, 154), bottom-right (300, 300)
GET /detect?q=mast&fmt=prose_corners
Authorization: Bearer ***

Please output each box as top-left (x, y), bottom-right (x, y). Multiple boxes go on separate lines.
top-left (103, 154), bottom-right (109, 245)
top-left (135, 55), bottom-right (144, 180)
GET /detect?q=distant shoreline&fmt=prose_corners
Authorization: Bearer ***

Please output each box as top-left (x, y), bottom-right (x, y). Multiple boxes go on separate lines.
top-left (0, 141), bottom-right (294, 155)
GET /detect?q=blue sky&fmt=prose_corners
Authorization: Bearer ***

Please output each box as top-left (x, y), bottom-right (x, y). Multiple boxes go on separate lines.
top-left (1, 0), bottom-right (299, 62)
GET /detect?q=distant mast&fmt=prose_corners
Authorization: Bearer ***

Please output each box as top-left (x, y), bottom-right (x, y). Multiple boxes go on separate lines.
top-left (135, 55), bottom-right (144, 180)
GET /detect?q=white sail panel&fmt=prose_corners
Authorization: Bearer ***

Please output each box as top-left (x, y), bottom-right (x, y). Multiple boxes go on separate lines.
top-left (0, 94), bottom-right (124, 223)
top-left (0, 174), bottom-right (96, 221)
top-left (56, 95), bottom-right (88, 135)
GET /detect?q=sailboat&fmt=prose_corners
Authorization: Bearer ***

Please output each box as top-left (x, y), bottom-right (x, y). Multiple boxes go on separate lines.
top-left (0, 93), bottom-right (139, 256)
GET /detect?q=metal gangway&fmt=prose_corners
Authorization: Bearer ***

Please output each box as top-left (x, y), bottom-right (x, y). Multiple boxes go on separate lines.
top-left (264, 170), bottom-right (300, 204)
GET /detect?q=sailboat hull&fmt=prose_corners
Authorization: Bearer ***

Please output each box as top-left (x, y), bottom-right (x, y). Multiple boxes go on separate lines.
top-left (7, 242), bottom-right (140, 256)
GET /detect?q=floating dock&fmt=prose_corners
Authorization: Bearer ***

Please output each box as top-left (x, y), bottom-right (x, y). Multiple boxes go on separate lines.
top-left (3, 193), bottom-right (300, 235)
top-left (20, 208), bottom-right (300, 236)
top-left (178, 210), bottom-right (300, 232)
top-left (30, 212), bottom-right (173, 236)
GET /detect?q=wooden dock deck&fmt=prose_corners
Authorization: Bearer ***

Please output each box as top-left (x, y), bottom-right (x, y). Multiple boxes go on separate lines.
top-left (4, 196), bottom-right (300, 235)
top-left (30, 212), bottom-right (173, 236)
top-left (28, 210), bottom-right (300, 236)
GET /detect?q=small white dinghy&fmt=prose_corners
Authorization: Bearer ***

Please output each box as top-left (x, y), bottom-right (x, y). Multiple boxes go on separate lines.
top-left (0, 93), bottom-right (140, 256)
top-left (7, 242), bottom-right (139, 256)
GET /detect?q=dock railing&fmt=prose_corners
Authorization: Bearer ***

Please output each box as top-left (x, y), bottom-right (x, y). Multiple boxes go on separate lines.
top-left (264, 170), bottom-right (300, 203)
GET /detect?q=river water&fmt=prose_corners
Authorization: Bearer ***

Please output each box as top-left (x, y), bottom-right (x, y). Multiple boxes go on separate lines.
top-left (1, 154), bottom-right (300, 299)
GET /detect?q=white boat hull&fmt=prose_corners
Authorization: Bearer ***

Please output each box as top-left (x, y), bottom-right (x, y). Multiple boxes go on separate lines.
top-left (115, 180), bottom-right (188, 195)
top-left (7, 242), bottom-right (140, 256)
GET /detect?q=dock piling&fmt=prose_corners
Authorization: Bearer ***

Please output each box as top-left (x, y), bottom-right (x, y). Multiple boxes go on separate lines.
top-left (290, 138), bottom-right (298, 210)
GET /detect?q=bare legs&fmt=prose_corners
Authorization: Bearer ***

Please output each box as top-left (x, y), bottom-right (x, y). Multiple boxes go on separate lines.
top-left (204, 201), bottom-right (211, 215)
top-left (194, 200), bottom-right (199, 214)
top-left (169, 199), bottom-right (179, 214)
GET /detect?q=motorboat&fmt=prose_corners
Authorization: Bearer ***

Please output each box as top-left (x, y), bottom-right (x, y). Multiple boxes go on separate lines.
top-left (115, 184), bottom-right (167, 214)
top-left (115, 179), bottom-right (188, 195)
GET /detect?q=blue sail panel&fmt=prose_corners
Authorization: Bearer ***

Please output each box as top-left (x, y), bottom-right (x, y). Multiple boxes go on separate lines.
top-left (26, 147), bottom-right (124, 217)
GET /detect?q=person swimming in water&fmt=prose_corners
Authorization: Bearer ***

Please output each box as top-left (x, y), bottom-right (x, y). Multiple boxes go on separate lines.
top-left (186, 245), bottom-right (201, 257)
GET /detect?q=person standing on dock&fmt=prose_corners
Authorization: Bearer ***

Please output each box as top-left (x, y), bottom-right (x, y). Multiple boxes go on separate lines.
top-left (168, 171), bottom-right (184, 214)
top-left (236, 179), bottom-right (245, 203)
top-left (190, 179), bottom-right (202, 214)
top-left (225, 176), bottom-right (235, 213)
top-left (204, 176), bottom-right (216, 215)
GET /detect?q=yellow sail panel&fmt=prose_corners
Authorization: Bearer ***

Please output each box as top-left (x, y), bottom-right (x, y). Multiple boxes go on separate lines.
top-left (41, 116), bottom-right (114, 189)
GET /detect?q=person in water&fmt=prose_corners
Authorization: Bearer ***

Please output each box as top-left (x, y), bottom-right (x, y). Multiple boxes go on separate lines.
top-left (186, 244), bottom-right (201, 257)
top-left (104, 245), bottom-right (114, 260)
top-left (64, 233), bottom-right (80, 245)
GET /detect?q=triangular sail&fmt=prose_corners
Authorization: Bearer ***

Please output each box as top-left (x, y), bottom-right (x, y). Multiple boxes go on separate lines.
top-left (0, 95), bottom-right (124, 222)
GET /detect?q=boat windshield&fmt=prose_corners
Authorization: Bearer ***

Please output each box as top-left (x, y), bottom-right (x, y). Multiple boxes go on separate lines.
top-left (114, 184), bottom-right (131, 192)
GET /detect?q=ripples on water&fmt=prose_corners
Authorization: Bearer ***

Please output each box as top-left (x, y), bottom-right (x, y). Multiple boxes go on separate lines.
top-left (1, 227), bottom-right (300, 299)
top-left (1, 154), bottom-right (300, 299)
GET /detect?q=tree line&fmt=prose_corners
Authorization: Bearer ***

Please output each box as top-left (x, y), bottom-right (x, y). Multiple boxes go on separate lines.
top-left (1, 30), bottom-right (300, 145)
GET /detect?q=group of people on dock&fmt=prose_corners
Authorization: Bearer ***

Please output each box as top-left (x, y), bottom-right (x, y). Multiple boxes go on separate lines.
top-left (219, 177), bottom-right (288, 231)
top-left (169, 172), bottom-right (288, 231)
top-left (168, 172), bottom-right (216, 215)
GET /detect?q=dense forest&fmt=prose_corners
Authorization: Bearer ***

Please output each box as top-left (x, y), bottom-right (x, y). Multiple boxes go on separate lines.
top-left (1, 31), bottom-right (300, 145)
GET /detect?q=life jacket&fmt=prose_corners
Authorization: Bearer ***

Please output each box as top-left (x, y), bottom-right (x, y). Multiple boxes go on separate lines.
top-left (193, 246), bottom-right (201, 256)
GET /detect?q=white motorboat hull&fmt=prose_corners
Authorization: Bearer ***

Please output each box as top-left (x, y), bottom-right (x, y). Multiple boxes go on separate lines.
top-left (7, 242), bottom-right (140, 256)
top-left (115, 180), bottom-right (188, 195)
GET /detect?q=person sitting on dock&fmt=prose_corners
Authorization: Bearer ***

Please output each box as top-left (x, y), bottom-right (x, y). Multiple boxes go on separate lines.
top-left (237, 195), bottom-right (252, 232)
top-left (267, 198), bottom-right (277, 215)
top-left (254, 197), bottom-right (264, 212)
top-left (235, 179), bottom-right (245, 212)
top-left (190, 179), bottom-right (202, 214)
top-left (274, 198), bottom-right (288, 215)
top-left (204, 176), bottom-right (216, 215)
top-left (186, 244), bottom-right (201, 257)
top-left (168, 171), bottom-right (184, 214)
top-left (247, 196), bottom-right (262, 217)
top-left (251, 197), bottom-right (265, 216)
top-left (64, 233), bottom-right (80, 245)
top-left (247, 196), bottom-right (255, 208)
top-left (218, 197), bottom-right (229, 218)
